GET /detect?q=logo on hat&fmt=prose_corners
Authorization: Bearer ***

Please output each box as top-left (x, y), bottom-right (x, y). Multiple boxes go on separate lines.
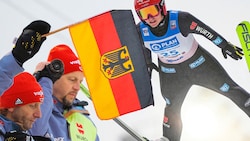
top-left (70, 60), bottom-right (81, 65)
top-left (101, 46), bottom-right (134, 79)
top-left (70, 59), bottom-right (83, 72)
top-left (15, 98), bottom-right (23, 105)
top-left (137, 0), bottom-right (150, 5)
top-left (34, 90), bottom-right (44, 96)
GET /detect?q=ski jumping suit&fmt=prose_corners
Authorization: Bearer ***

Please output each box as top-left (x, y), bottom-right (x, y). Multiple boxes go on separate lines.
top-left (138, 10), bottom-right (250, 140)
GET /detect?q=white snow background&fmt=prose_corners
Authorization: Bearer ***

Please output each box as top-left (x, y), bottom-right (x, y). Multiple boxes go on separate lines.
top-left (1, 0), bottom-right (250, 140)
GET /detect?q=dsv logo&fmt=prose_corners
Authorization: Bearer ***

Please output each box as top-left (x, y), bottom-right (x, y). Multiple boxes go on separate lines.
top-left (239, 23), bottom-right (250, 50)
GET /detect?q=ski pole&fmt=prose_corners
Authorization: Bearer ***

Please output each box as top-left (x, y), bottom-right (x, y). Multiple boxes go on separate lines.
top-left (113, 118), bottom-right (148, 141)
top-left (80, 84), bottom-right (148, 141)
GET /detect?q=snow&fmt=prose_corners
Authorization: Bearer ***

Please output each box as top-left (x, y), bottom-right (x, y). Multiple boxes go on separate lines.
top-left (1, 0), bottom-right (250, 140)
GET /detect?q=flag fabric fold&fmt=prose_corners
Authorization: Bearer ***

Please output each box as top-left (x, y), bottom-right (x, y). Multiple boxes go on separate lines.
top-left (69, 10), bottom-right (154, 120)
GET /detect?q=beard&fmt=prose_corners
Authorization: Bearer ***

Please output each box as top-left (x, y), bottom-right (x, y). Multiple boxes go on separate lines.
top-left (62, 95), bottom-right (74, 108)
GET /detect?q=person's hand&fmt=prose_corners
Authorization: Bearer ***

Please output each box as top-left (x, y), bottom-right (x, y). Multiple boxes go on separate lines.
top-left (34, 61), bottom-right (50, 72)
top-left (33, 59), bottom-right (64, 83)
top-left (12, 20), bottom-right (51, 66)
top-left (4, 130), bottom-right (51, 141)
top-left (221, 42), bottom-right (243, 60)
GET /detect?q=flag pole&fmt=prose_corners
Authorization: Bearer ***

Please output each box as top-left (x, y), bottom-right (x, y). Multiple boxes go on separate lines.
top-left (41, 25), bottom-right (70, 37)
top-left (113, 118), bottom-right (148, 141)
top-left (80, 84), bottom-right (148, 141)
top-left (42, 10), bottom-right (111, 37)
top-left (41, 19), bottom-right (87, 37)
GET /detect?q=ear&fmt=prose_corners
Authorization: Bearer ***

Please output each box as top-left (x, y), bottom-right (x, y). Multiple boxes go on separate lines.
top-left (8, 107), bottom-right (15, 112)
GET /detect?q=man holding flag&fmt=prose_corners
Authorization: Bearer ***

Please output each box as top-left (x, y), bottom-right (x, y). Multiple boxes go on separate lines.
top-left (0, 20), bottom-right (52, 141)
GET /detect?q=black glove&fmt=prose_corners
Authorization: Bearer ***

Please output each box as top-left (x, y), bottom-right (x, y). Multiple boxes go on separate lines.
top-left (64, 100), bottom-right (89, 111)
top-left (221, 42), bottom-right (243, 60)
top-left (74, 101), bottom-right (89, 107)
top-left (12, 20), bottom-right (51, 66)
top-left (4, 131), bottom-right (51, 141)
top-left (4, 131), bottom-right (27, 141)
top-left (33, 59), bottom-right (64, 83)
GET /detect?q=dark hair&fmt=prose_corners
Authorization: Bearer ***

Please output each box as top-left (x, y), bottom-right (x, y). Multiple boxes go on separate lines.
top-left (0, 108), bottom-right (8, 116)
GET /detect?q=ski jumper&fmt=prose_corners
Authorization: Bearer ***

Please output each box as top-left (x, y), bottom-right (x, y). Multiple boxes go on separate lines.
top-left (138, 10), bottom-right (250, 140)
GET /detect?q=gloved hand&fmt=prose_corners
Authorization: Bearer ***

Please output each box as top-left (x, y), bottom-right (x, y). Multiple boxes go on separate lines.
top-left (221, 42), bottom-right (243, 60)
top-left (64, 100), bottom-right (89, 111)
top-left (12, 20), bottom-right (51, 66)
top-left (33, 59), bottom-right (64, 83)
top-left (4, 131), bottom-right (51, 141)
top-left (4, 131), bottom-right (27, 141)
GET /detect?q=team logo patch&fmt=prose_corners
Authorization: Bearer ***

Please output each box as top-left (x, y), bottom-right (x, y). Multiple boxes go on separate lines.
top-left (142, 27), bottom-right (149, 36)
top-left (189, 55), bottom-right (205, 69)
top-left (101, 46), bottom-right (134, 79)
top-left (190, 21), bottom-right (197, 30)
top-left (220, 83), bottom-right (230, 92)
top-left (170, 20), bottom-right (176, 29)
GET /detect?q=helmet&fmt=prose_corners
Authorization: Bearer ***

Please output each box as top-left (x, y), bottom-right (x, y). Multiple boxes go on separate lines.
top-left (134, 0), bottom-right (167, 20)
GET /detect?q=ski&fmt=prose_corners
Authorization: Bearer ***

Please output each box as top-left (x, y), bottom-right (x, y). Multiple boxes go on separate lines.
top-left (236, 21), bottom-right (250, 71)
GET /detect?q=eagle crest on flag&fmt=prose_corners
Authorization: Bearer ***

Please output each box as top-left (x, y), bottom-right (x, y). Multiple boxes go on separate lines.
top-left (101, 46), bottom-right (134, 79)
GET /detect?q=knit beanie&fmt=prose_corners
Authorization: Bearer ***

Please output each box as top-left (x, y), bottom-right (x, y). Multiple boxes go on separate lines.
top-left (47, 44), bottom-right (82, 74)
top-left (0, 72), bottom-right (44, 108)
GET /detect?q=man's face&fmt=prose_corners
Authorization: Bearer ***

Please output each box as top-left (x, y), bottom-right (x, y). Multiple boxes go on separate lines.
top-left (53, 71), bottom-right (84, 107)
top-left (8, 102), bottom-right (42, 130)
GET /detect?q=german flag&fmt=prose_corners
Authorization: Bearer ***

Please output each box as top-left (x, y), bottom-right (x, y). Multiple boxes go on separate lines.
top-left (69, 10), bottom-right (154, 120)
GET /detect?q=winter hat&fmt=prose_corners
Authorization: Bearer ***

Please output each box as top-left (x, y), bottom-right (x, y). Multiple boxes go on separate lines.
top-left (47, 44), bottom-right (82, 74)
top-left (0, 72), bottom-right (44, 108)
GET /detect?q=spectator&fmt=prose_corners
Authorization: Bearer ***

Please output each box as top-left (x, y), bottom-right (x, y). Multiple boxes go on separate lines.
top-left (0, 20), bottom-right (51, 141)
top-left (29, 44), bottom-right (99, 141)
top-left (0, 72), bottom-right (51, 141)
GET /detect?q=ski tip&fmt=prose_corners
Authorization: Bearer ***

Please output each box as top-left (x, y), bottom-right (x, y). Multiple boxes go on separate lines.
top-left (238, 21), bottom-right (250, 25)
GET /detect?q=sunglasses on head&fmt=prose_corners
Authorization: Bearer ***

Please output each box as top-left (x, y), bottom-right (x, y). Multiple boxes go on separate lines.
top-left (138, 5), bottom-right (161, 20)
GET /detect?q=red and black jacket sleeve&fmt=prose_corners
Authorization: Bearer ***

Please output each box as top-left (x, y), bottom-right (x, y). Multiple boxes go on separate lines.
top-left (178, 11), bottom-right (228, 48)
